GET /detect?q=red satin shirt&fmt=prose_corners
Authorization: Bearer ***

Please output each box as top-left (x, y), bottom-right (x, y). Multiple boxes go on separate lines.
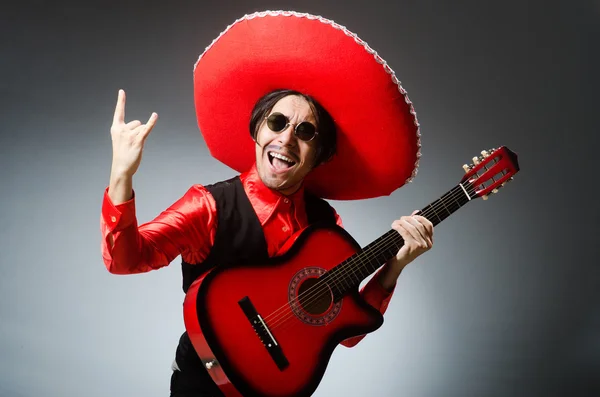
top-left (100, 163), bottom-right (395, 347)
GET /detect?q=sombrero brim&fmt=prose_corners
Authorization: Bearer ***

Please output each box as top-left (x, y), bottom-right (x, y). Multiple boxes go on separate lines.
top-left (193, 10), bottom-right (421, 200)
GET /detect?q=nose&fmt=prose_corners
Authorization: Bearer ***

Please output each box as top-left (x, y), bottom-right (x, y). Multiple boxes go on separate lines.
top-left (276, 124), bottom-right (297, 146)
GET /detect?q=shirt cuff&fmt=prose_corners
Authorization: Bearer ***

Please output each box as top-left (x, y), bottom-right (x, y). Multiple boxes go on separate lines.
top-left (101, 186), bottom-right (137, 232)
top-left (360, 268), bottom-right (396, 313)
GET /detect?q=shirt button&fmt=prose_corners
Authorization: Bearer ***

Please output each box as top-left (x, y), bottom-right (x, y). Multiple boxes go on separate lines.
top-left (283, 198), bottom-right (290, 204)
top-left (282, 226), bottom-right (288, 232)
top-left (111, 216), bottom-right (117, 223)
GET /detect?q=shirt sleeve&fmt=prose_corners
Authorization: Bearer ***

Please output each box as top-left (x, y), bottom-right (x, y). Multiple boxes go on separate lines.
top-left (100, 185), bottom-right (218, 274)
top-left (330, 206), bottom-right (397, 348)
top-left (339, 267), bottom-right (396, 348)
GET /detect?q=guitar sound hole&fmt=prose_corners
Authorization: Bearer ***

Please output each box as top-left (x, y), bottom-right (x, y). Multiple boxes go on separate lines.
top-left (297, 278), bottom-right (332, 315)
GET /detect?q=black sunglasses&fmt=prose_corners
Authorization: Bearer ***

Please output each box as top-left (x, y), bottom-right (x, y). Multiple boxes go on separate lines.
top-left (265, 112), bottom-right (319, 142)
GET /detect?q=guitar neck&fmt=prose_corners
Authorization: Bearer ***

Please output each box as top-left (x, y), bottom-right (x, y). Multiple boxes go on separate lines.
top-left (325, 181), bottom-right (475, 300)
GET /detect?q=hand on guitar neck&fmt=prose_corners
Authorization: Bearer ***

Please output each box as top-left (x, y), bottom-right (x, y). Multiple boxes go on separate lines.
top-left (377, 210), bottom-right (434, 291)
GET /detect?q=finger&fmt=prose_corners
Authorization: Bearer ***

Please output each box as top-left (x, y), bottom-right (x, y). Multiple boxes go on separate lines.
top-left (132, 113), bottom-right (157, 139)
top-left (404, 216), bottom-right (428, 241)
top-left (394, 221), bottom-right (430, 251)
top-left (395, 218), bottom-right (422, 244)
top-left (133, 123), bottom-right (147, 135)
top-left (112, 89), bottom-right (126, 126)
top-left (126, 120), bottom-right (142, 130)
top-left (405, 217), bottom-right (433, 249)
top-left (413, 215), bottom-right (434, 239)
top-left (411, 210), bottom-right (433, 236)
top-left (140, 113), bottom-right (158, 140)
top-left (391, 220), bottom-right (411, 241)
top-left (412, 216), bottom-right (434, 247)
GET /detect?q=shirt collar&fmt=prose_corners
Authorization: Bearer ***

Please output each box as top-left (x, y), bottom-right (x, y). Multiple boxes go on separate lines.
top-left (239, 163), bottom-right (306, 225)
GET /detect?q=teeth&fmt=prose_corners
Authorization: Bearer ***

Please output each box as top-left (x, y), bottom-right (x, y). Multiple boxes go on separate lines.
top-left (269, 152), bottom-right (295, 164)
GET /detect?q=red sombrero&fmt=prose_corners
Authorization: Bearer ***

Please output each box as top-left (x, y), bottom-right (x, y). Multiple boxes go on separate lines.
top-left (193, 10), bottom-right (421, 200)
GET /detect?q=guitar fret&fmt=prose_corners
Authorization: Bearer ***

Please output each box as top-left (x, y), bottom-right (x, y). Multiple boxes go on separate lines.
top-left (337, 267), bottom-right (349, 290)
top-left (428, 203), bottom-right (443, 224)
top-left (347, 258), bottom-right (360, 284)
top-left (327, 184), bottom-right (474, 298)
top-left (439, 196), bottom-right (451, 217)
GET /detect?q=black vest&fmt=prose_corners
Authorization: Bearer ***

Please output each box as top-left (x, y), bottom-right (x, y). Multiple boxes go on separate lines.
top-left (173, 176), bottom-right (336, 394)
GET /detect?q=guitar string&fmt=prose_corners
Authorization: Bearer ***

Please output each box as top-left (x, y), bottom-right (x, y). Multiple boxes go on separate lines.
top-left (265, 181), bottom-right (474, 331)
top-left (262, 181), bottom-right (477, 332)
top-left (259, 155), bottom-right (504, 330)
top-left (280, 170), bottom-right (507, 329)
top-left (265, 182), bottom-right (475, 334)
top-left (266, 182), bottom-right (478, 336)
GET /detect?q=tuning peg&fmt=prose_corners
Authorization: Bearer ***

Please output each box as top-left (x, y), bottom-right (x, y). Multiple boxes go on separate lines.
top-left (482, 194), bottom-right (489, 200)
top-left (481, 150), bottom-right (489, 157)
top-left (492, 188), bottom-right (499, 194)
top-left (472, 156), bottom-right (480, 165)
top-left (462, 164), bottom-right (471, 172)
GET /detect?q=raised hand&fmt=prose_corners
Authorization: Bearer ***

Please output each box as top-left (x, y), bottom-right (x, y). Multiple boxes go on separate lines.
top-left (110, 89), bottom-right (158, 178)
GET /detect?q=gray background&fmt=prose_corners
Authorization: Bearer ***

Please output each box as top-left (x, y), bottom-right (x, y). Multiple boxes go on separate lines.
top-left (1, 0), bottom-right (598, 396)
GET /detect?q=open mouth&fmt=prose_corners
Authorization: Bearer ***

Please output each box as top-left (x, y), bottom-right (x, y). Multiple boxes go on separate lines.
top-left (268, 151), bottom-right (296, 171)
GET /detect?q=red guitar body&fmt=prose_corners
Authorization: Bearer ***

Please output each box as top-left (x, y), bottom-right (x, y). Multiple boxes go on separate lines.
top-left (183, 224), bottom-right (384, 397)
top-left (182, 145), bottom-right (521, 396)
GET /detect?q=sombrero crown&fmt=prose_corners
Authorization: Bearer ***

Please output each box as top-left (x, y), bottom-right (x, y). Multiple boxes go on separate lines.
top-left (193, 10), bottom-right (421, 200)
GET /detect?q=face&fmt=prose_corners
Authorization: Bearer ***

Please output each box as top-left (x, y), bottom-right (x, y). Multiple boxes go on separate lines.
top-left (255, 95), bottom-right (319, 195)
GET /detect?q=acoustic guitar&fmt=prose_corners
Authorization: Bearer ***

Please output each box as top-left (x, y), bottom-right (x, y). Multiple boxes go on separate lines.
top-left (183, 146), bottom-right (520, 396)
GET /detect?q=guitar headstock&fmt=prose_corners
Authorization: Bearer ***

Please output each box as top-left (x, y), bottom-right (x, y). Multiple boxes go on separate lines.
top-left (460, 146), bottom-right (519, 200)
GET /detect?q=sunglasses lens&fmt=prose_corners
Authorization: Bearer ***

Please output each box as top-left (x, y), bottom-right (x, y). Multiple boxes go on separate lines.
top-left (266, 113), bottom-right (316, 141)
top-left (267, 113), bottom-right (287, 132)
top-left (295, 122), bottom-right (316, 141)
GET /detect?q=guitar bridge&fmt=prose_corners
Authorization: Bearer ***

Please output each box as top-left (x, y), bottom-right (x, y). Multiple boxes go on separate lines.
top-left (238, 296), bottom-right (289, 371)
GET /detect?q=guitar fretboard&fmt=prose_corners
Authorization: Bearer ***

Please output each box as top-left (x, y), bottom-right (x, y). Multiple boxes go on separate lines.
top-left (322, 181), bottom-right (475, 301)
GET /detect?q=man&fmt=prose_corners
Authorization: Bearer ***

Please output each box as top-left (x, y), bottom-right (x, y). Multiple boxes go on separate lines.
top-left (100, 10), bottom-right (433, 397)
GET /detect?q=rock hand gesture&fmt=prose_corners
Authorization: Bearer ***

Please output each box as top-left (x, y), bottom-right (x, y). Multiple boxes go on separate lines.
top-left (108, 89), bottom-right (158, 205)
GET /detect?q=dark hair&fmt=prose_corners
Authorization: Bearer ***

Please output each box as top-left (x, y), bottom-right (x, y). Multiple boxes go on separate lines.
top-left (249, 89), bottom-right (337, 166)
